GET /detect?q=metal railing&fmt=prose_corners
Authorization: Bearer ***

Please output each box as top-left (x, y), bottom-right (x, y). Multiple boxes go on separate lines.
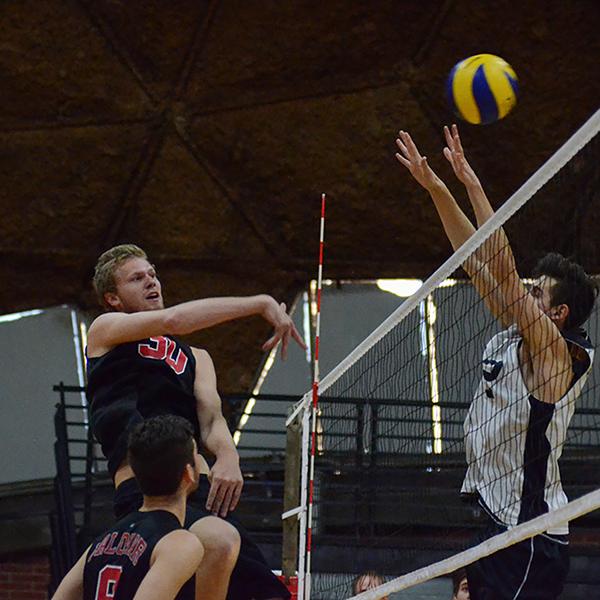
top-left (50, 384), bottom-right (600, 588)
top-left (51, 383), bottom-right (100, 588)
top-left (49, 386), bottom-right (303, 585)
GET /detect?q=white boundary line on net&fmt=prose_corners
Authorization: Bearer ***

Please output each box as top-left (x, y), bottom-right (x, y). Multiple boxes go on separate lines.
top-left (286, 107), bottom-right (600, 428)
top-left (345, 487), bottom-right (600, 600)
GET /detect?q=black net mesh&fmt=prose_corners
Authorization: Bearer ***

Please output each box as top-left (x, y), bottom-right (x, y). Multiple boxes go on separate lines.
top-left (304, 123), bottom-right (600, 599)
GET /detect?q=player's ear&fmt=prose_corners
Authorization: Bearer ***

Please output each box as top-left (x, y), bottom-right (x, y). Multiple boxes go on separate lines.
top-left (104, 292), bottom-right (122, 311)
top-left (182, 463), bottom-right (195, 486)
top-left (551, 303), bottom-right (569, 328)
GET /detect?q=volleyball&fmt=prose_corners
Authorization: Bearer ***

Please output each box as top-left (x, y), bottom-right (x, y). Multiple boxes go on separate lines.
top-left (447, 54), bottom-right (518, 125)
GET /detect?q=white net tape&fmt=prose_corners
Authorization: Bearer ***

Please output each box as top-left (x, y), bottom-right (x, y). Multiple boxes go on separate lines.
top-left (346, 488), bottom-right (600, 600)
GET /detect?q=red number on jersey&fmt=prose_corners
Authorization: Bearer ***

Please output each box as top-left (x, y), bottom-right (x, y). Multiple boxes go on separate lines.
top-left (165, 339), bottom-right (188, 375)
top-left (138, 337), bottom-right (188, 375)
top-left (138, 337), bottom-right (168, 360)
top-left (95, 565), bottom-right (122, 600)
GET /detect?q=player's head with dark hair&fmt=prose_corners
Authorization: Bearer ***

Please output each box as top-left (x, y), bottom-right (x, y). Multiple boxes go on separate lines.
top-left (128, 415), bottom-right (197, 496)
top-left (532, 252), bottom-right (598, 330)
top-left (352, 571), bottom-right (387, 598)
top-left (93, 244), bottom-right (164, 313)
top-left (451, 568), bottom-right (469, 599)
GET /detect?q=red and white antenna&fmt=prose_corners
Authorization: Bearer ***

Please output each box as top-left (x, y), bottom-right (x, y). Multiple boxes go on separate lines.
top-left (304, 193), bottom-right (326, 599)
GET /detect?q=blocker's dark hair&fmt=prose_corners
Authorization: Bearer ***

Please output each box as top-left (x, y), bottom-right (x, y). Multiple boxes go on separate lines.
top-left (533, 252), bottom-right (598, 330)
top-left (128, 415), bottom-right (195, 496)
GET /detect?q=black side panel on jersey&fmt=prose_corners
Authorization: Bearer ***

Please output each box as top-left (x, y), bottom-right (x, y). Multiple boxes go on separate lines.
top-left (518, 397), bottom-right (555, 523)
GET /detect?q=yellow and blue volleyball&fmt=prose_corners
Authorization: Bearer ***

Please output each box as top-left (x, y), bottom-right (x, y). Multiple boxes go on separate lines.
top-left (447, 54), bottom-right (518, 125)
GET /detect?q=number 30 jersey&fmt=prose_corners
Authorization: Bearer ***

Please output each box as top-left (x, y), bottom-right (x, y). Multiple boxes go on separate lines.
top-left (83, 510), bottom-right (194, 600)
top-left (87, 336), bottom-right (198, 477)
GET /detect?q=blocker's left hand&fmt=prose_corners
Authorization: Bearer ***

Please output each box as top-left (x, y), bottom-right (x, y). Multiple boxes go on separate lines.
top-left (395, 130), bottom-right (442, 192)
top-left (206, 455), bottom-right (244, 517)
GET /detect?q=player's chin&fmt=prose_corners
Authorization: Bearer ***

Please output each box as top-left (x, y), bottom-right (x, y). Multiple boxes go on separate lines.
top-left (144, 298), bottom-right (164, 310)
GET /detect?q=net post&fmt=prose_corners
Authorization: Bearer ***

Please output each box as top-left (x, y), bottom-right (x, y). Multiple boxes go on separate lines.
top-left (297, 404), bottom-right (311, 600)
top-left (282, 411), bottom-right (302, 579)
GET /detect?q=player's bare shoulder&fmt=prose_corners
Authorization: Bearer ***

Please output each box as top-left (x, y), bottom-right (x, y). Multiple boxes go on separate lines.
top-left (190, 347), bottom-right (212, 363)
top-left (190, 348), bottom-right (218, 391)
top-left (87, 313), bottom-right (123, 357)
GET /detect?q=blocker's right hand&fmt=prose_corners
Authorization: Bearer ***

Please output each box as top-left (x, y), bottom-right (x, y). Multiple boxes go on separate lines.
top-left (395, 130), bottom-right (442, 192)
top-left (261, 297), bottom-right (306, 360)
top-left (443, 124), bottom-right (481, 189)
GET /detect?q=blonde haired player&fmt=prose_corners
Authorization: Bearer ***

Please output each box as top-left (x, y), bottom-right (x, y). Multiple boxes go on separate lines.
top-left (87, 244), bottom-right (303, 600)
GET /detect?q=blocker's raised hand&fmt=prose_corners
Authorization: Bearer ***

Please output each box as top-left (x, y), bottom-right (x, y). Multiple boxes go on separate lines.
top-left (395, 130), bottom-right (442, 192)
top-left (443, 124), bottom-right (481, 189)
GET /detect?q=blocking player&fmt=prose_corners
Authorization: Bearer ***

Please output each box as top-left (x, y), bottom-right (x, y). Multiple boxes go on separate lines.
top-left (87, 244), bottom-right (302, 600)
top-left (395, 125), bottom-right (596, 599)
top-left (52, 415), bottom-right (204, 600)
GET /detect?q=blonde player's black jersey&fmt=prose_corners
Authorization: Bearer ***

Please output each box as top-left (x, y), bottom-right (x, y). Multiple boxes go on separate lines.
top-left (86, 336), bottom-right (198, 476)
top-left (83, 510), bottom-right (194, 600)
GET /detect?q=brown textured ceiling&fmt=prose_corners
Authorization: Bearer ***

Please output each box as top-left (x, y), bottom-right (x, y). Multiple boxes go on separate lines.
top-left (1, 1), bottom-right (599, 392)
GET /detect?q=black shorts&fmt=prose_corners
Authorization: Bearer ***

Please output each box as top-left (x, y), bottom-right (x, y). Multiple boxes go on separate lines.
top-left (114, 477), bottom-right (290, 600)
top-left (466, 517), bottom-right (569, 600)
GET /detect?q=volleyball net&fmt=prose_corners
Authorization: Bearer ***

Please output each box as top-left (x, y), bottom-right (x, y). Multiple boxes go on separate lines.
top-left (285, 108), bottom-right (600, 599)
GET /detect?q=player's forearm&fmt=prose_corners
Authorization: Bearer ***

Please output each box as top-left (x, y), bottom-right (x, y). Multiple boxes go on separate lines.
top-left (428, 181), bottom-right (477, 253)
top-left (50, 583), bottom-right (80, 600)
top-left (463, 179), bottom-right (505, 264)
top-left (50, 586), bottom-right (81, 600)
top-left (462, 180), bottom-right (521, 326)
top-left (464, 180), bottom-right (519, 284)
top-left (464, 179), bottom-right (494, 226)
top-left (166, 295), bottom-right (272, 335)
top-left (201, 416), bottom-right (239, 460)
top-left (428, 182), bottom-right (509, 289)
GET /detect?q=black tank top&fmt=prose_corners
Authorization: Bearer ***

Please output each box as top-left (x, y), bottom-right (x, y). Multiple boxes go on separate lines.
top-left (86, 336), bottom-right (199, 476)
top-left (83, 510), bottom-right (194, 600)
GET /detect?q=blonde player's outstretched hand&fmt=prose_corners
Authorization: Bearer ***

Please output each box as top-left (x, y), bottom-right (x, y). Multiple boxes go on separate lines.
top-left (261, 298), bottom-right (306, 360)
top-left (395, 130), bottom-right (443, 192)
top-left (442, 124), bottom-right (480, 189)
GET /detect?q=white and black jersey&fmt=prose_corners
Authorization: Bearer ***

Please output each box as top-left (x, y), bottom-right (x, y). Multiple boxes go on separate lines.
top-left (462, 325), bottom-right (594, 534)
